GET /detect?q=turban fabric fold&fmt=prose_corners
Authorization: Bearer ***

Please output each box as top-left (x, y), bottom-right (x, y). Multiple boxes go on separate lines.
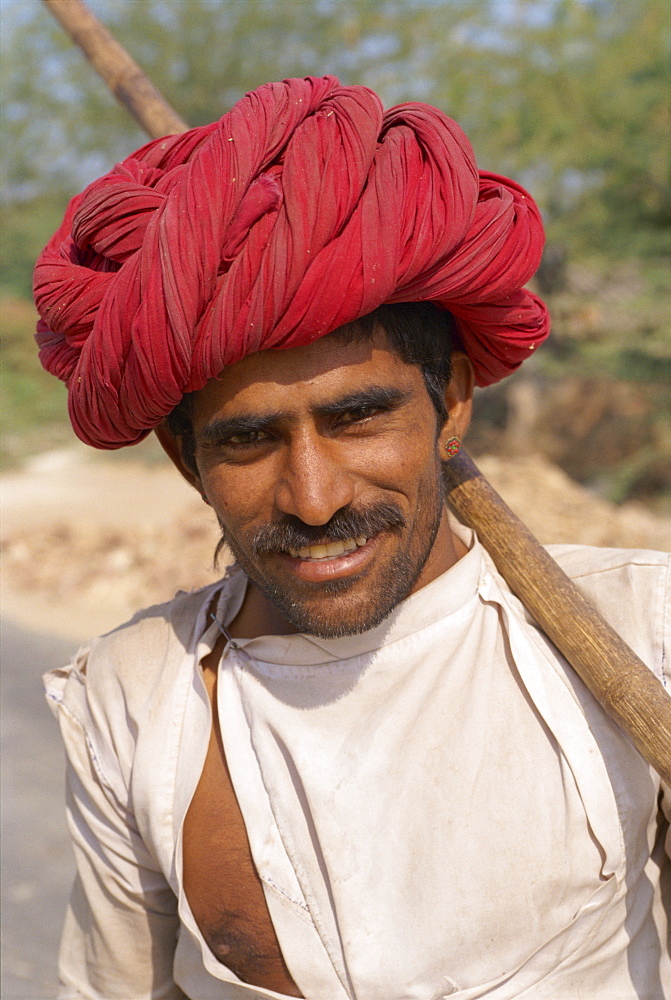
top-left (33, 75), bottom-right (550, 449)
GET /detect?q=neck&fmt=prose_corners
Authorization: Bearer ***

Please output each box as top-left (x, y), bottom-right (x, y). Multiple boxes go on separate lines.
top-left (230, 581), bottom-right (299, 638)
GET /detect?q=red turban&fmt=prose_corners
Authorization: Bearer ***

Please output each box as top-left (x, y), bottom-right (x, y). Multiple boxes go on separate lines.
top-left (33, 76), bottom-right (549, 449)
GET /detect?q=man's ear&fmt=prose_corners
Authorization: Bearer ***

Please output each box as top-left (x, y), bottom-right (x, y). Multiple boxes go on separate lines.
top-left (154, 421), bottom-right (204, 495)
top-left (438, 352), bottom-right (475, 459)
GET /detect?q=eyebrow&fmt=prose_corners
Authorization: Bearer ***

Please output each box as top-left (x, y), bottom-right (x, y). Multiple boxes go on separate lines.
top-left (314, 385), bottom-right (410, 418)
top-left (197, 385), bottom-right (411, 445)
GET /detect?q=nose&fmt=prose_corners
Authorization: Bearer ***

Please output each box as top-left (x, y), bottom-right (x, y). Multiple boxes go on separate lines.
top-left (274, 432), bottom-right (356, 525)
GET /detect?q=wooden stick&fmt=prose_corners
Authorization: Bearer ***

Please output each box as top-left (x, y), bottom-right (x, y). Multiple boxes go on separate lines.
top-left (444, 451), bottom-right (671, 784)
top-left (42, 0), bottom-right (188, 138)
top-left (44, 0), bottom-right (671, 784)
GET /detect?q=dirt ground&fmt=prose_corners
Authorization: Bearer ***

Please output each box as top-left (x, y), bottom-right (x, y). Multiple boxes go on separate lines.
top-left (2, 440), bottom-right (669, 642)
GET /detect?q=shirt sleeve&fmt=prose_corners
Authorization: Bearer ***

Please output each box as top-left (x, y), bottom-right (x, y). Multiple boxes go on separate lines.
top-left (46, 660), bottom-right (186, 1000)
top-left (553, 546), bottom-right (671, 860)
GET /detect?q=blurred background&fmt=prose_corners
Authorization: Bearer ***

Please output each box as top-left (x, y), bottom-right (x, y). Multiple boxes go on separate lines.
top-left (2, 0), bottom-right (670, 507)
top-left (1, 0), bottom-right (669, 996)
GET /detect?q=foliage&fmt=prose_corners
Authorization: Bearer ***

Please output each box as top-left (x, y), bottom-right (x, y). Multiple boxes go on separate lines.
top-left (0, 296), bottom-right (70, 465)
top-left (1, 0), bottom-right (668, 297)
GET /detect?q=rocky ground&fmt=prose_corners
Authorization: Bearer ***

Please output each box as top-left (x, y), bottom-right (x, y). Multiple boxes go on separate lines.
top-left (2, 441), bottom-right (669, 642)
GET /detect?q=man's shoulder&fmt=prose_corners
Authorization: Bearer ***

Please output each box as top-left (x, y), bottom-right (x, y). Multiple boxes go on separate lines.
top-left (71, 574), bottom-right (234, 711)
top-left (546, 542), bottom-right (670, 620)
top-left (44, 576), bottom-right (240, 807)
top-left (99, 578), bottom-right (223, 651)
top-left (546, 541), bottom-right (670, 580)
top-left (544, 542), bottom-right (670, 681)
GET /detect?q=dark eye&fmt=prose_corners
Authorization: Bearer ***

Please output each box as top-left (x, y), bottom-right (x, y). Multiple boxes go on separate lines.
top-left (225, 429), bottom-right (270, 446)
top-left (337, 405), bottom-right (381, 426)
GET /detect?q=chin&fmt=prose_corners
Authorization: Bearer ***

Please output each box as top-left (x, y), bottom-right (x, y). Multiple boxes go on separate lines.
top-left (264, 585), bottom-right (405, 639)
top-left (236, 536), bottom-right (435, 640)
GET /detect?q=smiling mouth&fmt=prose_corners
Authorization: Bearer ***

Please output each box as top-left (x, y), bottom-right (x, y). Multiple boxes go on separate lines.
top-left (283, 535), bottom-right (369, 561)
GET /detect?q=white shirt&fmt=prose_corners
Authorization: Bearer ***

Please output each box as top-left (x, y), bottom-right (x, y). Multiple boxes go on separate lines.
top-left (45, 526), bottom-right (671, 1000)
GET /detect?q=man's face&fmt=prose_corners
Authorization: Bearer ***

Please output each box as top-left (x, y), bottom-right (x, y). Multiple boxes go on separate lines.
top-left (187, 329), bottom-right (465, 638)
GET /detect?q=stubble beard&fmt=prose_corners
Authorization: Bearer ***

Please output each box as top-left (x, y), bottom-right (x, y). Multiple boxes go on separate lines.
top-left (217, 466), bottom-right (446, 639)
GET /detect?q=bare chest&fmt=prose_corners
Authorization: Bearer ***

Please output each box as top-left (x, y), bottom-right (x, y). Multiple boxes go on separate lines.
top-left (182, 661), bottom-right (302, 997)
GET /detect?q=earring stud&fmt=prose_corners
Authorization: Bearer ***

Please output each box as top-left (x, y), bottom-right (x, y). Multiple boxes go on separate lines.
top-left (444, 436), bottom-right (460, 459)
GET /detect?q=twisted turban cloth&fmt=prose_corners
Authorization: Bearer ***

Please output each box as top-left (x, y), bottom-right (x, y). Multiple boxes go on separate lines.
top-left (33, 76), bottom-right (549, 449)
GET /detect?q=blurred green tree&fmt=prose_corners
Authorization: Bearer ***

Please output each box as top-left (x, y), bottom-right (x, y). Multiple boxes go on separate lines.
top-left (1, 0), bottom-right (668, 296)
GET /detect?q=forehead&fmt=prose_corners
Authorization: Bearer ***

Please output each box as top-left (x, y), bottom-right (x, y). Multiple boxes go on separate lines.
top-left (190, 328), bottom-right (425, 423)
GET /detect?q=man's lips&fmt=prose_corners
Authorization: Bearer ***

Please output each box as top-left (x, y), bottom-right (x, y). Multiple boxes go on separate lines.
top-left (272, 533), bottom-right (381, 582)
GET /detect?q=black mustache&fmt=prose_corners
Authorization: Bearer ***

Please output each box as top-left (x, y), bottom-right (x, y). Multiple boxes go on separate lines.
top-left (252, 501), bottom-right (406, 554)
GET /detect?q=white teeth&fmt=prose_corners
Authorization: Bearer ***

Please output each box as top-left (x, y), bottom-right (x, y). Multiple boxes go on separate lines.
top-left (285, 536), bottom-right (369, 560)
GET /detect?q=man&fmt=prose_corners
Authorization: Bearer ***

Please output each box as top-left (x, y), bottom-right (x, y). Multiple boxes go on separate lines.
top-left (35, 77), bottom-right (669, 999)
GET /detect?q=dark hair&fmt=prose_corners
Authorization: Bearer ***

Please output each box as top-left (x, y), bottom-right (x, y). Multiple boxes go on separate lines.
top-left (166, 301), bottom-right (458, 475)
